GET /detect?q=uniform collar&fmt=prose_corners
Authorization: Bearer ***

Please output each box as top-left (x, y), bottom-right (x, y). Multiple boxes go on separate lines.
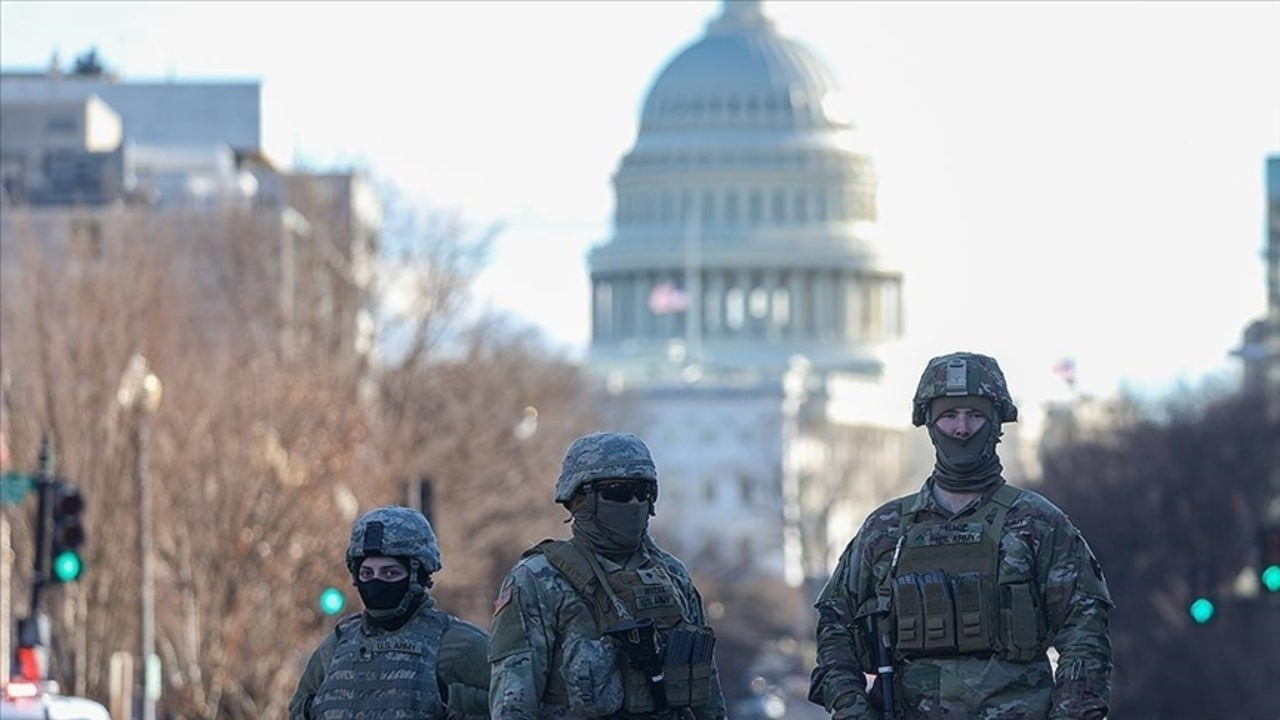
top-left (906, 478), bottom-right (1005, 520)
top-left (903, 482), bottom-right (936, 517)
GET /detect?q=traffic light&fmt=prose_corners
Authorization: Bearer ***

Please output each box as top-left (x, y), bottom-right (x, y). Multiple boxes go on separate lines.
top-left (50, 479), bottom-right (85, 583)
top-left (318, 587), bottom-right (346, 616)
top-left (1188, 564), bottom-right (1216, 625)
top-left (1188, 596), bottom-right (1216, 624)
top-left (1259, 526), bottom-right (1280, 594)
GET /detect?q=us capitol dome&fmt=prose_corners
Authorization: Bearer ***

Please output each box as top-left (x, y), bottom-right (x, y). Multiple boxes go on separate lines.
top-left (588, 0), bottom-right (903, 385)
top-left (584, 0), bottom-right (925, 591)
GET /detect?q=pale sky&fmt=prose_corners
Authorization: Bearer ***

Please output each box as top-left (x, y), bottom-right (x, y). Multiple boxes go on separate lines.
top-left (3, 0), bottom-right (1278, 407)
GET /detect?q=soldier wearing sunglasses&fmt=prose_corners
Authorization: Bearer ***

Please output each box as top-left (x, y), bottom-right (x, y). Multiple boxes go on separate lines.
top-left (489, 432), bottom-right (726, 720)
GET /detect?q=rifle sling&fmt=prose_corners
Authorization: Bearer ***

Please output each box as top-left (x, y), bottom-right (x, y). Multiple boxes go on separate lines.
top-left (570, 537), bottom-right (634, 622)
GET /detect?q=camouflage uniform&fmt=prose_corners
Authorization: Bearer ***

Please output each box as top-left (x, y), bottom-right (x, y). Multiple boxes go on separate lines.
top-left (288, 506), bottom-right (492, 720)
top-left (809, 353), bottom-right (1113, 720)
top-left (489, 432), bottom-right (727, 720)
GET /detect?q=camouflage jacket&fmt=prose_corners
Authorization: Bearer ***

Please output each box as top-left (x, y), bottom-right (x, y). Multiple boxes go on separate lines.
top-left (288, 597), bottom-right (492, 720)
top-left (489, 536), bottom-right (727, 720)
top-left (809, 479), bottom-right (1113, 720)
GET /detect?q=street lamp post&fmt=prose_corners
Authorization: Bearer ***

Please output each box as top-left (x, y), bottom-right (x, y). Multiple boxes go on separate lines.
top-left (118, 354), bottom-right (162, 720)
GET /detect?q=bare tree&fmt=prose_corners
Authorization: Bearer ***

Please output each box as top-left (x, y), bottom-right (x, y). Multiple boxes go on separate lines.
top-left (1038, 389), bottom-right (1280, 719)
top-left (0, 192), bottom-right (605, 718)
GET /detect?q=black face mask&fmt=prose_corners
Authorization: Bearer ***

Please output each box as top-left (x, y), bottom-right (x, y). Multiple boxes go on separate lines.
top-left (356, 576), bottom-right (411, 611)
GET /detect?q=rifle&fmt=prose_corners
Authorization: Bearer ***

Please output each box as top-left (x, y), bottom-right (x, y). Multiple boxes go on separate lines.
top-left (866, 615), bottom-right (897, 720)
top-left (603, 617), bottom-right (668, 711)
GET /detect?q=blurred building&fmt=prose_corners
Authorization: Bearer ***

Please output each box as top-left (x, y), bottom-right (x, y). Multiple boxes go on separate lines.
top-left (1237, 155), bottom-right (1280, 411)
top-left (587, 0), bottom-right (929, 591)
top-left (0, 52), bottom-right (378, 367)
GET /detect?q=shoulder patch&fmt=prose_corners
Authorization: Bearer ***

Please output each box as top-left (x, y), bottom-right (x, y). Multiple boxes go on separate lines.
top-left (494, 584), bottom-right (513, 616)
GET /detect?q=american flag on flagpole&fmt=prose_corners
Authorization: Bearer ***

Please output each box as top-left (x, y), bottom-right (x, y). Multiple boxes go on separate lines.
top-left (648, 282), bottom-right (689, 315)
top-left (1052, 357), bottom-right (1078, 388)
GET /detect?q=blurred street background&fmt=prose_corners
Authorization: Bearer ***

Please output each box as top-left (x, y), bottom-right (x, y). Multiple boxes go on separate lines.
top-left (1, 2), bottom-right (1278, 718)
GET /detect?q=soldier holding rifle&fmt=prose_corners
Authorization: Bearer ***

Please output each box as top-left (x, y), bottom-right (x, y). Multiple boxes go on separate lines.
top-left (809, 352), bottom-right (1113, 720)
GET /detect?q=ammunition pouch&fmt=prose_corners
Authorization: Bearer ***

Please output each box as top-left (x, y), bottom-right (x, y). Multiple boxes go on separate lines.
top-left (953, 572), bottom-right (997, 655)
top-left (891, 570), bottom-right (1005, 660)
top-left (661, 627), bottom-right (716, 709)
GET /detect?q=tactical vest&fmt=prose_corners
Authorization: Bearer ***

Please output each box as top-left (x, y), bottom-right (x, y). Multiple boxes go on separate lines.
top-left (530, 539), bottom-right (716, 715)
top-left (887, 484), bottom-right (1045, 663)
top-left (309, 608), bottom-right (449, 719)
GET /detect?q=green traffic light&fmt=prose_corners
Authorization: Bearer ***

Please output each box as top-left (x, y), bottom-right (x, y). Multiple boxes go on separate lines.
top-left (53, 550), bottom-right (82, 582)
top-left (1189, 597), bottom-right (1215, 624)
top-left (1262, 565), bottom-right (1280, 593)
top-left (318, 587), bottom-right (346, 616)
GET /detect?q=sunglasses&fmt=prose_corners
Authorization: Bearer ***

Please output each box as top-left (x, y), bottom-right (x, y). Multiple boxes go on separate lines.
top-left (593, 481), bottom-right (656, 503)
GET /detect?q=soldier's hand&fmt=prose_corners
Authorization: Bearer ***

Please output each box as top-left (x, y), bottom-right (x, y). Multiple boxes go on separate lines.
top-left (831, 689), bottom-right (877, 720)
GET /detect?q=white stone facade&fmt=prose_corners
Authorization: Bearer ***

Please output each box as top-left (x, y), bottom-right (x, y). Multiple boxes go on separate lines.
top-left (589, 1), bottom-right (924, 589)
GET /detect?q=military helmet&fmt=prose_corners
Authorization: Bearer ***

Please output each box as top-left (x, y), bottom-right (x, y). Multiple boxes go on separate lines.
top-left (911, 351), bottom-right (1018, 427)
top-left (554, 432), bottom-right (658, 504)
top-left (345, 505), bottom-right (442, 575)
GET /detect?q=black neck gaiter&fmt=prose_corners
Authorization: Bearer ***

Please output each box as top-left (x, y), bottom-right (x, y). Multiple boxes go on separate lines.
top-left (358, 574), bottom-right (426, 631)
top-left (927, 421), bottom-right (1004, 493)
top-left (571, 495), bottom-right (650, 557)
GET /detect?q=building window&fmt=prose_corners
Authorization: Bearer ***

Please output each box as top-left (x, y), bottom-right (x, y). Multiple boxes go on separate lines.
top-left (725, 287), bottom-right (745, 330)
top-left (863, 279), bottom-right (882, 338)
top-left (772, 287), bottom-right (790, 327)
top-left (703, 288), bottom-right (721, 331)
top-left (595, 281), bottom-right (614, 337)
top-left (794, 190), bottom-right (809, 224)
top-left (747, 190), bottom-right (763, 224)
top-left (724, 191), bottom-right (739, 225)
top-left (771, 190), bottom-right (786, 225)
top-left (749, 287), bottom-right (770, 319)
top-left (882, 280), bottom-right (900, 336)
top-left (845, 278), bottom-right (863, 339)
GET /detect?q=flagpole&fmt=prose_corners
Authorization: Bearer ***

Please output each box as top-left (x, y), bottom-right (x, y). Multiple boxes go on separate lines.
top-left (684, 201), bottom-right (703, 366)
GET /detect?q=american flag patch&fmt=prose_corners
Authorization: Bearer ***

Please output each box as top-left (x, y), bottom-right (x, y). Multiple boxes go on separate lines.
top-left (493, 585), bottom-right (513, 616)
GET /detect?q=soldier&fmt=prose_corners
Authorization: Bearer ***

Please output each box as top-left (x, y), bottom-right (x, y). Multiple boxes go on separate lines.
top-left (489, 431), bottom-right (727, 720)
top-left (289, 505), bottom-right (491, 720)
top-left (809, 352), bottom-right (1113, 720)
